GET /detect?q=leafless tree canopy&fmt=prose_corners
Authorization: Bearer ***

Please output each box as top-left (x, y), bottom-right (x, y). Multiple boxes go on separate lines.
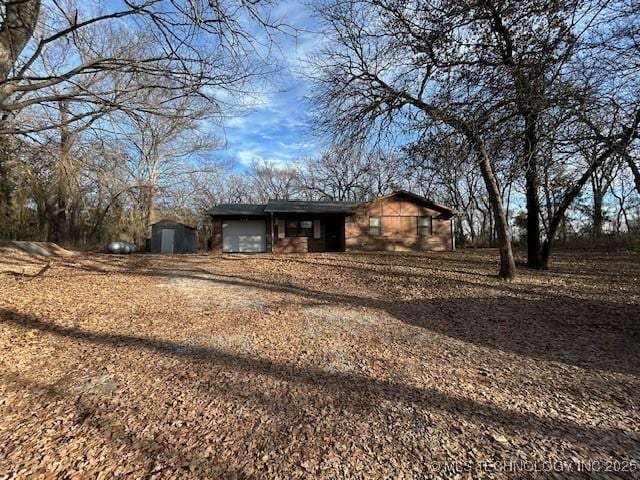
top-left (0, 0), bottom-right (282, 134)
top-left (0, 0), bottom-right (638, 279)
top-left (305, 0), bottom-right (640, 277)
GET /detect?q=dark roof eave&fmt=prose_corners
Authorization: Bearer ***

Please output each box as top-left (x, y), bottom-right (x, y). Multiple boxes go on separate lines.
top-left (152, 219), bottom-right (197, 229)
top-left (208, 212), bottom-right (268, 217)
top-left (208, 204), bottom-right (267, 216)
top-left (263, 207), bottom-right (357, 214)
top-left (264, 199), bottom-right (357, 214)
top-left (208, 192), bottom-right (457, 217)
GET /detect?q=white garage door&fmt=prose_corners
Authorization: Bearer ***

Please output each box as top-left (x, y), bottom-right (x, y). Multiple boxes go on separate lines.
top-left (222, 220), bottom-right (267, 253)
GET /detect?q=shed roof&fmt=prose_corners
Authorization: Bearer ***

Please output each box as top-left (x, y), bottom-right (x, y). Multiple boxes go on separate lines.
top-left (207, 204), bottom-right (267, 216)
top-left (151, 219), bottom-right (196, 230)
top-left (264, 199), bottom-right (357, 214)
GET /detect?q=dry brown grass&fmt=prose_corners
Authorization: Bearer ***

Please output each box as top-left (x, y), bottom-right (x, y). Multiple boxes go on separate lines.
top-left (0, 249), bottom-right (638, 479)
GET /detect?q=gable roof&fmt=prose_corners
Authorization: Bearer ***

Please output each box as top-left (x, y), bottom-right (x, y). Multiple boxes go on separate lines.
top-left (369, 190), bottom-right (458, 217)
top-left (264, 199), bottom-right (357, 214)
top-left (207, 191), bottom-right (457, 217)
top-left (207, 204), bottom-right (267, 216)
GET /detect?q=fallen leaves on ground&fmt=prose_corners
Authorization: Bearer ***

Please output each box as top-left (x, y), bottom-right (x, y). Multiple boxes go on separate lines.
top-left (0, 248), bottom-right (638, 479)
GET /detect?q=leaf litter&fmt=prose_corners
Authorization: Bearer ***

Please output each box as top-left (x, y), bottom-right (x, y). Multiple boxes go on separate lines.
top-left (0, 248), bottom-right (639, 479)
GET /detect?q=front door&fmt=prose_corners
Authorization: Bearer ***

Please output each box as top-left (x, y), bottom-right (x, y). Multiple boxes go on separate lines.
top-left (160, 229), bottom-right (175, 253)
top-left (325, 219), bottom-right (341, 252)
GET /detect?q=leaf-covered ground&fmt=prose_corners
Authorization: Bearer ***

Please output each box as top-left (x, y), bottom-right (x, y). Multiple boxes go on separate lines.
top-left (1, 249), bottom-right (639, 479)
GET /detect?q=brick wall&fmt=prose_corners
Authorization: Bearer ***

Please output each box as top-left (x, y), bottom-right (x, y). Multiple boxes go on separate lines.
top-left (345, 196), bottom-right (454, 252)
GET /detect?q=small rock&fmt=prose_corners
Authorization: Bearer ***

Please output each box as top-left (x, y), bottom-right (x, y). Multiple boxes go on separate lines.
top-left (492, 433), bottom-right (509, 443)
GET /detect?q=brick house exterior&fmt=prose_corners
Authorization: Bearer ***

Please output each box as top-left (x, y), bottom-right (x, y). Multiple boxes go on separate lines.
top-left (208, 191), bottom-right (456, 253)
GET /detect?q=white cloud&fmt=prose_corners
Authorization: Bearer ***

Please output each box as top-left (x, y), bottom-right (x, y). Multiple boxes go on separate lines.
top-left (225, 116), bottom-right (248, 128)
top-left (203, 86), bottom-right (275, 113)
top-left (236, 149), bottom-right (296, 169)
top-left (211, 0), bottom-right (325, 171)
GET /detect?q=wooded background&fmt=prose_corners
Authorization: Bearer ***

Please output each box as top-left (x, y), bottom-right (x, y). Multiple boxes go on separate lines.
top-left (0, 0), bottom-right (638, 279)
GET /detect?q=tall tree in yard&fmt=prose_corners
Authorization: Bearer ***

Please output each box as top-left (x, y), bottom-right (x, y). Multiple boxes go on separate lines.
top-left (309, 0), bottom-right (640, 274)
top-left (537, 0), bottom-right (640, 266)
top-left (477, 0), bottom-right (635, 266)
top-left (309, 0), bottom-right (523, 278)
top-left (472, 0), bottom-right (590, 268)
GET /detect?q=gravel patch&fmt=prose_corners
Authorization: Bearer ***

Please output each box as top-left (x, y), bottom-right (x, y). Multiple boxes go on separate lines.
top-left (164, 270), bottom-right (268, 311)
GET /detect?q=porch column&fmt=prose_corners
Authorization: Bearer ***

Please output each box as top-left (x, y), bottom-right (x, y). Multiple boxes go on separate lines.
top-left (270, 212), bottom-right (275, 253)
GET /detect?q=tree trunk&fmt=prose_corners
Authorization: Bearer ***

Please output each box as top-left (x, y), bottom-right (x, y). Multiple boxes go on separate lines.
top-left (592, 184), bottom-right (604, 238)
top-left (400, 98), bottom-right (515, 278)
top-left (142, 149), bottom-right (160, 244)
top-left (621, 204), bottom-right (631, 233)
top-left (0, 1), bottom-right (40, 99)
top-left (37, 199), bottom-right (50, 241)
top-left (524, 114), bottom-right (543, 268)
top-left (53, 196), bottom-right (67, 243)
top-left (143, 184), bottom-right (155, 243)
top-left (0, 139), bottom-right (12, 234)
top-left (466, 209), bottom-right (476, 245)
top-left (480, 208), bottom-right (488, 246)
top-left (625, 155), bottom-right (640, 194)
top-left (475, 140), bottom-right (516, 280)
top-left (53, 101), bottom-right (73, 245)
top-left (542, 149), bottom-right (614, 268)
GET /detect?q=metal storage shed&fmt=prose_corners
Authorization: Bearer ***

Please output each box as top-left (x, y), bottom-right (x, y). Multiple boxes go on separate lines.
top-left (150, 220), bottom-right (197, 254)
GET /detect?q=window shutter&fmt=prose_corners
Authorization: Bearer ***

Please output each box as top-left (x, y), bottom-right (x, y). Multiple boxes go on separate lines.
top-left (313, 220), bottom-right (321, 239)
top-left (277, 219), bottom-right (285, 239)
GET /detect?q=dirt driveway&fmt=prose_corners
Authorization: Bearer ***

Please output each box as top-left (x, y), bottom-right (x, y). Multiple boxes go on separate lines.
top-left (1, 249), bottom-right (639, 478)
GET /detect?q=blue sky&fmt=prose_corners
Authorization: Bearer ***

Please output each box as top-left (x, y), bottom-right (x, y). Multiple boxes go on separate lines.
top-left (216, 0), bottom-right (323, 171)
top-left (98, 0), bottom-right (323, 171)
top-left (218, 78), bottom-right (318, 170)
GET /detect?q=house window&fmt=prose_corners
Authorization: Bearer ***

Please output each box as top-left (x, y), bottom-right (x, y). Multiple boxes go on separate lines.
top-left (286, 219), bottom-right (313, 237)
top-left (418, 216), bottom-right (432, 236)
top-left (369, 216), bottom-right (382, 235)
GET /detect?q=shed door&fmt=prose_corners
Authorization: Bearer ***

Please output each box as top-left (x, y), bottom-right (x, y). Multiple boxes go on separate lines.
top-left (160, 229), bottom-right (175, 253)
top-left (222, 220), bottom-right (266, 253)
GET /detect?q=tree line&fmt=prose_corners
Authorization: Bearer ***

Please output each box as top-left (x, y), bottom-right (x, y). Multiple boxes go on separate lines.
top-left (0, 0), bottom-right (279, 246)
top-left (0, 0), bottom-right (638, 280)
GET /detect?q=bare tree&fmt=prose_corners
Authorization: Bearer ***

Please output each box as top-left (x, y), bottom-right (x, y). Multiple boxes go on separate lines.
top-left (249, 160), bottom-right (301, 202)
top-left (107, 94), bottom-right (218, 244)
top-left (0, 0), bottom-right (281, 134)
top-left (301, 147), bottom-right (372, 202)
top-left (308, 0), bottom-right (517, 279)
top-left (406, 131), bottom-right (495, 247)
